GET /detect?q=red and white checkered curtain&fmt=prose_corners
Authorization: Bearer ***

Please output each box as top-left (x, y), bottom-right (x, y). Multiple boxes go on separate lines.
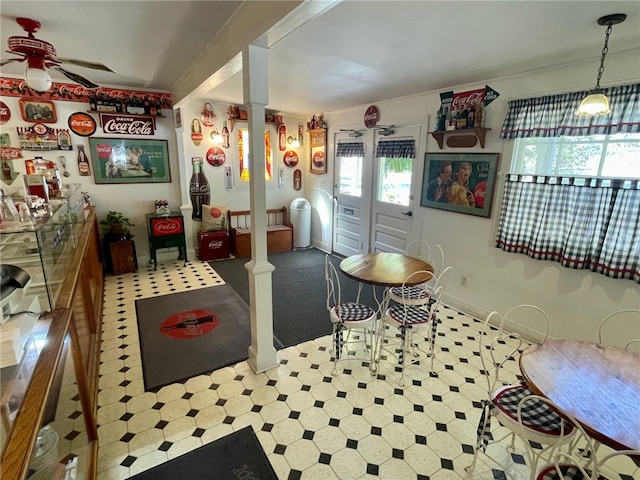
top-left (496, 175), bottom-right (640, 283)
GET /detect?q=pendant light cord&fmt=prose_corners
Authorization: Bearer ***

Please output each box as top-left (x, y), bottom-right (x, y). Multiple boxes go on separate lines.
top-left (595, 23), bottom-right (612, 89)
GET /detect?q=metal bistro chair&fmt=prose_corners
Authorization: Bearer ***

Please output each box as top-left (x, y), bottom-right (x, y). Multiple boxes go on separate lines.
top-left (325, 255), bottom-right (377, 375)
top-left (376, 266), bottom-right (453, 386)
top-left (387, 240), bottom-right (445, 307)
top-left (598, 308), bottom-right (640, 353)
top-left (466, 305), bottom-right (574, 480)
top-left (519, 394), bottom-right (640, 480)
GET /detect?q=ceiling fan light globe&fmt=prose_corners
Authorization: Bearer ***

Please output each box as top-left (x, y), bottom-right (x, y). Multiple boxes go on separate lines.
top-left (25, 66), bottom-right (52, 92)
top-left (575, 91), bottom-right (610, 116)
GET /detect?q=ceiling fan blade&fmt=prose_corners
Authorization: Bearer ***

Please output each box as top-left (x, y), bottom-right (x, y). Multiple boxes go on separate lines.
top-left (55, 57), bottom-right (116, 73)
top-left (54, 66), bottom-right (99, 89)
top-left (1, 57), bottom-right (24, 67)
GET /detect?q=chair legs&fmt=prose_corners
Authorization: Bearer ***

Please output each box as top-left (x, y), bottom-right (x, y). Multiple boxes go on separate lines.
top-left (331, 323), bottom-right (374, 375)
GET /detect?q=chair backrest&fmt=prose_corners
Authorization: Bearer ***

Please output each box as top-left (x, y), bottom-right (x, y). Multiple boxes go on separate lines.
top-left (517, 395), bottom-right (595, 478)
top-left (325, 254), bottom-right (341, 312)
top-left (598, 309), bottom-right (640, 352)
top-left (405, 239), bottom-right (445, 275)
top-left (479, 305), bottom-right (550, 395)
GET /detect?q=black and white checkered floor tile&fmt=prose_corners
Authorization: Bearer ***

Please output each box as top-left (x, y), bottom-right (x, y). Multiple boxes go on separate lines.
top-left (93, 260), bottom-right (638, 480)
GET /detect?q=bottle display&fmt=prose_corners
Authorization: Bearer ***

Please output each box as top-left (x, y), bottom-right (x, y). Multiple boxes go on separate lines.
top-left (77, 145), bottom-right (91, 176)
top-left (221, 121), bottom-right (230, 149)
top-left (189, 157), bottom-right (210, 220)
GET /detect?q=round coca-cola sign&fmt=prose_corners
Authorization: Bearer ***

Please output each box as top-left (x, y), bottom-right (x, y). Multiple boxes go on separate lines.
top-left (364, 105), bottom-right (380, 128)
top-left (0, 101), bottom-right (11, 125)
top-left (283, 150), bottom-right (299, 168)
top-left (206, 147), bottom-right (226, 167)
top-left (68, 112), bottom-right (97, 136)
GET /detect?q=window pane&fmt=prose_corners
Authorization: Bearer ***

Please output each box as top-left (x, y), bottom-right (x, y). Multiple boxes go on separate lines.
top-left (378, 157), bottom-right (412, 205)
top-left (338, 156), bottom-right (362, 197)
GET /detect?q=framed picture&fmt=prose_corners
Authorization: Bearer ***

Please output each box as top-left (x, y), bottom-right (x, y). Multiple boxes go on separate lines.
top-left (19, 99), bottom-right (57, 123)
top-left (309, 128), bottom-right (327, 175)
top-left (89, 137), bottom-right (171, 184)
top-left (420, 152), bottom-right (500, 218)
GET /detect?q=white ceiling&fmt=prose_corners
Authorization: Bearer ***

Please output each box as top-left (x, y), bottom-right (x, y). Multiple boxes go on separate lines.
top-left (1, 1), bottom-right (639, 116)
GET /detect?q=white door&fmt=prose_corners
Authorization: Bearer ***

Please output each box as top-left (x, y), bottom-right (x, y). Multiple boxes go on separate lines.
top-left (332, 130), bottom-right (372, 257)
top-left (369, 125), bottom-right (421, 253)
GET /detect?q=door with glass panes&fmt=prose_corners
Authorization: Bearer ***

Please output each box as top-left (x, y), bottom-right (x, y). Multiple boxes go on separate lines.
top-left (332, 125), bottom-right (420, 255)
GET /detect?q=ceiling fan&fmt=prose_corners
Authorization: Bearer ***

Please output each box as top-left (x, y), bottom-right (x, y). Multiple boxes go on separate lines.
top-left (1, 17), bottom-right (116, 92)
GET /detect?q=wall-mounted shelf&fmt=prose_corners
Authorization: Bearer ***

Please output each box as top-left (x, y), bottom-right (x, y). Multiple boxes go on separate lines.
top-left (429, 127), bottom-right (491, 149)
top-left (87, 110), bottom-right (165, 118)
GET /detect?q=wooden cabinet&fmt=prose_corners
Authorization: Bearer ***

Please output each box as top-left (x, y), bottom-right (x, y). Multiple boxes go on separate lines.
top-left (0, 209), bottom-right (103, 480)
top-left (109, 240), bottom-right (138, 275)
top-left (309, 128), bottom-right (327, 175)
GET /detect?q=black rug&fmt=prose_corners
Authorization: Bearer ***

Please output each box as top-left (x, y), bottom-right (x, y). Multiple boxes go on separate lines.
top-left (129, 425), bottom-right (277, 480)
top-left (210, 248), bottom-right (384, 349)
top-left (135, 285), bottom-right (250, 391)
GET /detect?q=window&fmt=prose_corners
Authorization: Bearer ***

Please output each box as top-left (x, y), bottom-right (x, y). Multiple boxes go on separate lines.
top-left (512, 133), bottom-right (640, 177)
top-left (238, 129), bottom-right (273, 181)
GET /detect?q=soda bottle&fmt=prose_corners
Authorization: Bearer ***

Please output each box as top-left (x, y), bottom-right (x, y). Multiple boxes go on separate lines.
top-left (222, 121), bottom-right (230, 149)
top-left (190, 157), bottom-right (210, 220)
top-left (77, 145), bottom-right (91, 176)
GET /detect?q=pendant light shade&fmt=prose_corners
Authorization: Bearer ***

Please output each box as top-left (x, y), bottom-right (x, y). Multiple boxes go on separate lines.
top-left (575, 13), bottom-right (626, 117)
top-left (25, 66), bottom-right (52, 93)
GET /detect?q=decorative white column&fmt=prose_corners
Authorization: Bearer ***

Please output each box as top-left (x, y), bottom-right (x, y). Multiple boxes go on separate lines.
top-left (243, 44), bottom-right (278, 373)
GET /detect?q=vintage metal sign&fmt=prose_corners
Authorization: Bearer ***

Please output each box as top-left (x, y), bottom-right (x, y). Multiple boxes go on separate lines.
top-left (364, 105), bottom-right (380, 128)
top-left (68, 112), bottom-right (97, 136)
top-left (205, 147), bottom-right (226, 167)
top-left (100, 113), bottom-right (155, 136)
top-left (17, 124), bottom-right (72, 151)
top-left (0, 101), bottom-right (10, 124)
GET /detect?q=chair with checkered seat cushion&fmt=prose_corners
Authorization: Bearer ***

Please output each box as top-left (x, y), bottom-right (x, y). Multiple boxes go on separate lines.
top-left (375, 267), bottom-right (452, 385)
top-left (466, 305), bottom-right (570, 480)
top-left (325, 255), bottom-right (377, 375)
top-left (520, 394), bottom-right (640, 480)
top-left (387, 240), bottom-right (444, 307)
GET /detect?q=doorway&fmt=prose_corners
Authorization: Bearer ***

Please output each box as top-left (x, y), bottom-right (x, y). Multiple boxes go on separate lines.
top-left (332, 125), bottom-right (421, 256)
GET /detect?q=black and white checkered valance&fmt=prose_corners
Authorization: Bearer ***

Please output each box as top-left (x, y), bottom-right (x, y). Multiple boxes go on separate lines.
top-left (496, 175), bottom-right (640, 283)
top-left (500, 83), bottom-right (640, 139)
top-left (376, 140), bottom-right (415, 158)
top-left (335, 142), bottom-right (364, 157)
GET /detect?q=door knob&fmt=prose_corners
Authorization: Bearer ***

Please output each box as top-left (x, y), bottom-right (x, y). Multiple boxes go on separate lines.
top-left (401, 210), bottom-right (413, 217)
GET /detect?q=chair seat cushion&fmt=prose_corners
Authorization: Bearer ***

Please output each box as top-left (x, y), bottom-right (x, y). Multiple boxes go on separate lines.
top-left (332, 302), bottom-right (375, 323)
top-left (387, 304), bottom-right (434, 326)
top-left (389, 285), bottom-right (430, 302)
top-left (536, 464), bottom-right (596, 480)
top-left (493, 385), bottom-right (574, 436)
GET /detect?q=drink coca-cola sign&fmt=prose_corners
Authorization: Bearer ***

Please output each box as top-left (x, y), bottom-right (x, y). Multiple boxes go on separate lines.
top-left (364, 105), bottom-right (380, 128)
top-left (68, 112), bottom-right (97, 136)
top-left (152, 217), bottom-right (183, 236)
top-left (0, 101), bottom-right (10, 125)
top-left (100, 114), bottom-right (155, 136)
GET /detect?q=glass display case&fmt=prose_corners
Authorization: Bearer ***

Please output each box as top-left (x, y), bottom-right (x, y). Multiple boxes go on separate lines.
top-left (0, 183), bottom-right (86, 316)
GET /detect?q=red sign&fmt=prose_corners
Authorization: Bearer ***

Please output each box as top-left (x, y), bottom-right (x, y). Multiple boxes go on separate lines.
top-left (283, 150), bottom-right (299, 168)
top-left (364, 105), bottom-right (380, 128)
top-left (206, 147), bottom-right (226, 167)
top-left (100, 113), bottom-right (155, 135)
top-left (0, 101), bottom-right (10, 124)
top-left (96, 143), bottom-right (112, 159)
top-left (160, 309), bottom-right (219, 340)
top-left (68, 112), bottom-right (96, 136)
top-left (0, 147), bottom-right (22, 160)
top-left (151, 217), bottom-right (183, 236)
top-left (312, 151), bottom-right (325, 167)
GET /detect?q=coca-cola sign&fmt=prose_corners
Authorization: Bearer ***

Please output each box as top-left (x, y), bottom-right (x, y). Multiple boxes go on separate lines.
top-left (152, 217), bottom-right (183, 236)
top-left (206, 147), bottom-right (226, 167)
top-left (68, 112), bottom-right (97, 136)
top-left (100, 114), bottom-right (155, 135)
top-left (0, 147), bottom-right (22, 160)
top-left (364, 105), bottom-right (380, 128)
top-left (0, 101), bottom-right (10, 125)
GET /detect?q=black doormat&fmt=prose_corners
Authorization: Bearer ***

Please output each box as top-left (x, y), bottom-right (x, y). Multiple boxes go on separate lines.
top-left (129, 425), bottom-right (277, 480)
top-left (135, 285), bottom-right (250, 391)
top-left (210, 248), bottom-right (384, 349)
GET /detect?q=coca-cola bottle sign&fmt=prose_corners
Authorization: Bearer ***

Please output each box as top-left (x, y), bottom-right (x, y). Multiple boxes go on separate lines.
top-left (364, 105), bottom-right (380, 128)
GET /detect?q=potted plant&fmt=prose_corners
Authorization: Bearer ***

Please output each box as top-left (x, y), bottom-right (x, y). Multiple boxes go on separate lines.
top-left (100, 211), bottom-right (137, 274)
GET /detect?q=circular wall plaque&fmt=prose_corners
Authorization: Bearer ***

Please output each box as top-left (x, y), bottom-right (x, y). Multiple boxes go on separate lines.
top-left (68, 112), bottom-right (97, 136)
top-left (206, 146), bottom-right (226, 167)
top-left (364, 105), bottom-right (380, 128)
top-left (283, 150), bottom-right (299, 168)
top-left (0, 101), bottom-right (11, 125)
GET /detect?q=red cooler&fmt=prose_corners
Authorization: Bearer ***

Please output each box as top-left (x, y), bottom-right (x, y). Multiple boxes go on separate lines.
top-left (199, 230), bottom-right (229, 260)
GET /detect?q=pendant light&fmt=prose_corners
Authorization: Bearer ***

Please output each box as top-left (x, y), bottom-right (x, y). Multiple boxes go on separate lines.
top-left (575, 13), bottom-right (626, 116)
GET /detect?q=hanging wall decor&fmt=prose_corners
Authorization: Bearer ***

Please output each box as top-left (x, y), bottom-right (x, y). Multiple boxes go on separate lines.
top-left (0, 101), bottom-right (11, 124)
top-left (191, 118), bottom-right (203, 146)
top-left (283, 150), bottom-right (299, 168)
top-left (206, 146), bottom-right (226, 167)
top-left (19, 99), bottom-right (56, 123)
top-left (68, 112), bottom-right (97, 136)
top-left (17, 124), bottom-right (72, 151)
top-left (201, 102), bottom-right (216, 127)
top-left (89, 138), bottom-right (171, 184)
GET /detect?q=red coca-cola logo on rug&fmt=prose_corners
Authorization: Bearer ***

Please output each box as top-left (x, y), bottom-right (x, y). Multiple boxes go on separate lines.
top-left (364, 105), bottom-right (379, 128)
top-left (0, 101), bottom-right (10, 125)
top-left (68, 112), bottom-right (97, 136)
top-left (160, 309), bottom-right (220, 340)
top-left (206, 147), bottom-right (226, 167)
top-left (473, 181), bottom-right (487, 208)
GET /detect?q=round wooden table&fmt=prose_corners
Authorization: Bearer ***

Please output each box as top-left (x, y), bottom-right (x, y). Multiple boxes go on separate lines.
top-left (339, 252), bottom-right (433, 287)
top-left (519, 339), bottom-right (640, 451)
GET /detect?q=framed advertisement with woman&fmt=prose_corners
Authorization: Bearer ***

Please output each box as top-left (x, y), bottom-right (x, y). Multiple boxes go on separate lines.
top-left (420, 152), bottom-right (499, 217)
top-left (89, 138), bottom-right (171, 184)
